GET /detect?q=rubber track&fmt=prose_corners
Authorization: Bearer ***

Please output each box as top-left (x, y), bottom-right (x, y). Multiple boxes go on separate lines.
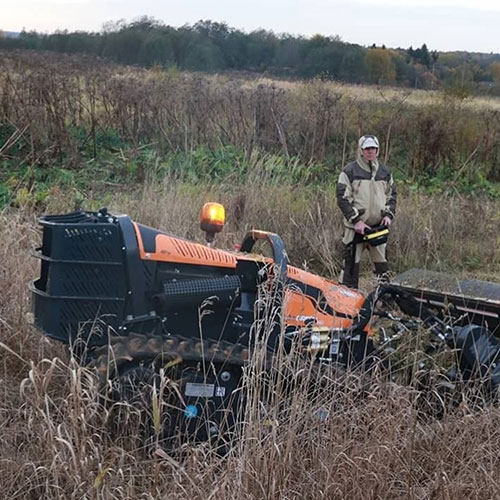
top-left (88, 333), bottom-right (251, 386)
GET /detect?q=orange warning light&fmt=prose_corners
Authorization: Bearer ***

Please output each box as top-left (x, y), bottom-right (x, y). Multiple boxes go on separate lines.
top-left (200, 202), bottom-right (225, 242)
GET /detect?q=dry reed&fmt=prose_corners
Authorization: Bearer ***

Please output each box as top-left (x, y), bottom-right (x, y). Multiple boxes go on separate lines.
top-left (1, 178), bottom-right (500, 499)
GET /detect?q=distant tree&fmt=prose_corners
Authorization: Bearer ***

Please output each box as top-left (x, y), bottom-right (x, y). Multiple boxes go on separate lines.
top-left (412, 43), bottom-right (431, 68)
top-left (365, 48), bottom-right (396, 83)
top-left (192, 20), bottom-right (247, 69)
top-left (224, 30), bottom-right (248, 69)
top-left (309, 34), bottom-right (331, 49)
top-left (1, 19), bottom-right (499, 94)
top-left (102, 19), bottom-right (126, 33)
top-left (18, 30), bottom-right (41, 49)
top-left (489, 62), bottom-right (500, 83)
top-left (420, 44), bottom-right (431, 68)
top-left (391, 50), bottom-right (413, 84)
top-left (185, 41), bottom-right (224, 70)
top-left (246, 29), bottom-right (278, 71)
top-left (273, 35), bottom-right (302, 72)
top-left (139, 29), bottom-right (175, 67)
top-left (299, 35), bottom-right (348, 78)
top-left (338, 45), bottom-right (367, 82)
top-left (406, 46), bottom-right (414, 63)
top-left (169, 27), bottom-right (198, 68)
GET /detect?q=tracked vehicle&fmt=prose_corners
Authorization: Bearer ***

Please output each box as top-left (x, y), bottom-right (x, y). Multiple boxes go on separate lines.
top-left (30, 206), bottom-right (500, 441)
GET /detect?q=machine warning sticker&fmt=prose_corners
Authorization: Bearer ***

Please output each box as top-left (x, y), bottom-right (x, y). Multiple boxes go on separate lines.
top-left (185, 383), bottom-right (215, 398)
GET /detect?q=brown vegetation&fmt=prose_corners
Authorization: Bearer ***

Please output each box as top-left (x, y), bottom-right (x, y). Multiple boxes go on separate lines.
top-left (1, 50), bottom-right (500, 499)
top-left (1, 50), bottom-right (500, 181)
top-left (120, 172), bottom-right (500, 280)
top-left (1, 176), bottom-right (500, 499)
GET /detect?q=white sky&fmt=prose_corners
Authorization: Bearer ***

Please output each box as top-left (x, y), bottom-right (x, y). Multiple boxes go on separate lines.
top-left (3, 0), bottom-right (500, 53)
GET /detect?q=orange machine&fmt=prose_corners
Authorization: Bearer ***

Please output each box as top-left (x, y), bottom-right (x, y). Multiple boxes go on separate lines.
top-left (31, 205), bottom-right (500, 442)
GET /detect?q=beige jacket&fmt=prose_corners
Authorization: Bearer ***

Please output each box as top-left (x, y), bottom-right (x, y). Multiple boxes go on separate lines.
top-left (336, 148), bottom-right (397, 241)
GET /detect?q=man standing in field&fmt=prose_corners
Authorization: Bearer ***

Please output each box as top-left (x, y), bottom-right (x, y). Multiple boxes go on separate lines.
top-left (336, 135), bottom-right (397, 288)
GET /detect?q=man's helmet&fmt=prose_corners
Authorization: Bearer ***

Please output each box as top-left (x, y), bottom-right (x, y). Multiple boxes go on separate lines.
top-left (359, 135), bottom-right (379, 149)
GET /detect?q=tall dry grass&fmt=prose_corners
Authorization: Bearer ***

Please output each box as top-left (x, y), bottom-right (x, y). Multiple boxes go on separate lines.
top-left (2, 50), bottom-right (500, 181)
top-left (1, 177), bottom-right (500, 499)
top-left (110, 167), bottom-right (500, 281)
top-left (253, 77), bottom-right (500, 112)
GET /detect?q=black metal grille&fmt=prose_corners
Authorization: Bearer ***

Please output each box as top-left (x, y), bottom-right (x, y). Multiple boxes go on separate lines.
top-left (32, 212), bottom-right (127, 346)
top-left (163, 275), bottom-right (241, 296)
top-left (60, 227), bottom-right (118, 261)
top-left (46, 261), bottom-right (125, 298)
top-left (154, 275), bottom-right (241, 311)
top-left (40, 225), bottom-right (122, 262)
top-left (31, 282), bottom-right (123, 344)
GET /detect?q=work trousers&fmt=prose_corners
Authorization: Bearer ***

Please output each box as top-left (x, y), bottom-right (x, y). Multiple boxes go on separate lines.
top-left (339, 228), bottom-right (389, 289)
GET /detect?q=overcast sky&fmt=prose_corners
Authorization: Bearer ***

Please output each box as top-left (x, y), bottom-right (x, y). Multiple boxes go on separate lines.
top-left (3, 0), bottom-right (500, 53)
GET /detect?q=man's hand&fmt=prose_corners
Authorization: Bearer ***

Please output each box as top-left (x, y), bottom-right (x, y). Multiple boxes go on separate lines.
top-left (381, 216), bottom-right (392, 227)
top-left (354, 220), bottom-right (370, 234)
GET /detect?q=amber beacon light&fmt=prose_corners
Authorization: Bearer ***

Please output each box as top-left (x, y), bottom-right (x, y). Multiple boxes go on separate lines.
top-left (200, 202), bottom-right (225, 243)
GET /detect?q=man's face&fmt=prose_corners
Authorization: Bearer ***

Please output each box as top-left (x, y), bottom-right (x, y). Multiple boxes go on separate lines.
top-left (362, 147), bottom-right (378, 162)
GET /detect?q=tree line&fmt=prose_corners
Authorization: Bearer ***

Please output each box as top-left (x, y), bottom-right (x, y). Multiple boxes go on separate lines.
top-left (1, 18), bottom-right (500, 93)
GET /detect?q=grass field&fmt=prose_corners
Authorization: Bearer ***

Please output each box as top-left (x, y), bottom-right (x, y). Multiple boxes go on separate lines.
top-left (250, 76), bottom-right (500, 111)
top-left (1, 175), bottom-right (500, 499)
top-left (1, 50), bottom-right (500, 499)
